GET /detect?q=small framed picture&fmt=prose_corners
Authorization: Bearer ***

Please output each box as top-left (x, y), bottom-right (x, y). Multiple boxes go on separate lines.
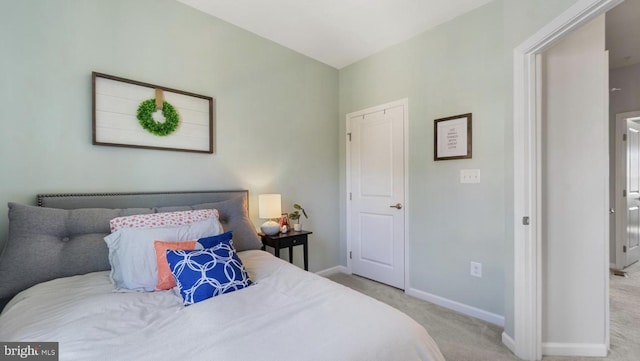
top-left (434, 113), bottom-right (472, 161)
top-left (279, 213), bottom-right (289, 228)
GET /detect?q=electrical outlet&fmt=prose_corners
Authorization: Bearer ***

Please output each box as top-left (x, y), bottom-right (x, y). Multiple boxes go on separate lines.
top-left (460, 169), bottom-right (481, 183)
top-left (470, 261), bottom-right (482, 278)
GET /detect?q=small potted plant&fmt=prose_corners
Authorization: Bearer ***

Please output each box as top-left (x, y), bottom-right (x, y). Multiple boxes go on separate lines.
top-left (288, 204), bottom-right (308, 231)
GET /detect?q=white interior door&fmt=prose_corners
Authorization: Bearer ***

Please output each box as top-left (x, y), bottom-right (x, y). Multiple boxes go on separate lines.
top-left (347, 101), bottom-right (406, 289)
top-left (616, 113), bottom-right (640, 268)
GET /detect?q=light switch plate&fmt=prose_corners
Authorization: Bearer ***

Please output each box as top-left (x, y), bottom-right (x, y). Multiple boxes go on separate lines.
top-left (460, 169), bottom-right (481, 183)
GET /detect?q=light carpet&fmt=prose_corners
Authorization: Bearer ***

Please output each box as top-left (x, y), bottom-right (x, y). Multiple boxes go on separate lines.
top-left (328, 262), bottom-right (640, 361)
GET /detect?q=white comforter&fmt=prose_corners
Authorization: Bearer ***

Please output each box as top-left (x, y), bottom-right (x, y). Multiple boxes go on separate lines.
top-left (0, 250), bottom-right (444, 361)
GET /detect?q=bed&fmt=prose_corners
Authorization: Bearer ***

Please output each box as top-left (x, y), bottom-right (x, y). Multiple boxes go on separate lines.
top-left (0, 190), bottom-right (444, 361)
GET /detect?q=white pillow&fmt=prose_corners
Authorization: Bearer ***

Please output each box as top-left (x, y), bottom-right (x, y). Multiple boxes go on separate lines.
top-left (104, 217), bottom-right (222, 291)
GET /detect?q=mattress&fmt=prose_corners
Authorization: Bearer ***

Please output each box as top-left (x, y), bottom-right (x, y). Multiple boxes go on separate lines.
top-left (0, 250), bottom-right (444, 361)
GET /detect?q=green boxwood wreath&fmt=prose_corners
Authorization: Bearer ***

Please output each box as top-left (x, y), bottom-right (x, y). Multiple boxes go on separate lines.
top-left (136, 99), bottom-right (179, 136)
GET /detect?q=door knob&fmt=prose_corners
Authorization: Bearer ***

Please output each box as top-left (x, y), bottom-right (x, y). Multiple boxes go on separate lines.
top-left (390, 203), bottom-right (403, 210)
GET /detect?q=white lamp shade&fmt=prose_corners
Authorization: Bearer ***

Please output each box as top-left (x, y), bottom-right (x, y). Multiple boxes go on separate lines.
top-left (258, 194), bottom-right (282, 219)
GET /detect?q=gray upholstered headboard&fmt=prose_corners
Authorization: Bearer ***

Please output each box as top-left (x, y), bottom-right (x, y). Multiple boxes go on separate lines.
top-left (36, 190), bottom-right (250, 209)
top-left (0, 190), bottom-right (261, 311)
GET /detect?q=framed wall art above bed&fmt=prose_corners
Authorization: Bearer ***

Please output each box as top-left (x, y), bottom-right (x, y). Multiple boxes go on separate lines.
top-left (92, 72), bottom-right (215, 154)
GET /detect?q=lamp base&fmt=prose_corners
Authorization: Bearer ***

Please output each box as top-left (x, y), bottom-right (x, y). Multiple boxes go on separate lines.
top-left (260, 220), bottom-right (280, 236)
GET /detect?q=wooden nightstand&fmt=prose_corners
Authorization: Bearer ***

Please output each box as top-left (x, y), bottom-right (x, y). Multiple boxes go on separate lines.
top-left (260, 230), bottom-right (312, 271)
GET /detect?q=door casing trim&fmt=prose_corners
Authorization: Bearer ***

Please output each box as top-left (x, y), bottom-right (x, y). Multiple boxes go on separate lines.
top-left (511, 0), bottom-right (622, 359)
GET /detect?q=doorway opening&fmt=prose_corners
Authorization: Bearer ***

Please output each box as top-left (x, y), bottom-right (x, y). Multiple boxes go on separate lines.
top-left (512, 0), bottom-right (623, 359)
top-left (613, 111), bottom-right (640, 271)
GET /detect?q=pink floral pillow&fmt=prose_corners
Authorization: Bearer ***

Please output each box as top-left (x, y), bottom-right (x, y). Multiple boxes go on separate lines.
top-left (110, 209), bottom-right (219, 233)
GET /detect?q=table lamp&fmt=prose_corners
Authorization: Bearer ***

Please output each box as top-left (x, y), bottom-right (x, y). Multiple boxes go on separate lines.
top-left (259, 194), bottom-right (281, 236)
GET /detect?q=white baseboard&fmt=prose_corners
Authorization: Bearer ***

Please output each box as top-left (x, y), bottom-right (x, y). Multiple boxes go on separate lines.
top-left (502, 332), bottom-right (516, 354)
top-left (318, 271), bottom-right (505, 327)
top-left (406, 287), bottom-right (505, 327)
top-left (316, 265), bottom-right (348, 277)
top-left (542, 342), bottom-right (607, 357)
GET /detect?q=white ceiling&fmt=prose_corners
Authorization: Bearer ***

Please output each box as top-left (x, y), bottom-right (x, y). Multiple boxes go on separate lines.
top-left (606, 0), bottom-right (640, 69)
top-left (177, 0), bottom-right (493, 69)
top-left (177, 0), bottom-right (639, 70)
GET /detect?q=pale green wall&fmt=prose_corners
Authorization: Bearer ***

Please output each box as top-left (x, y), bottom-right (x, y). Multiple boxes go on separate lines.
top-left (0, 0), bottom-right (339, 271)
top-left (339, 0), bottom-right (580, 338)
top-left (341, 0), bottom-right (507, 319)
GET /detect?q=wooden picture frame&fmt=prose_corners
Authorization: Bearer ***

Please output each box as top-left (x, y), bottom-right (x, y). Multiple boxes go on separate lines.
top-left (434, 113), bottom-right (472, 161)
top-left (92, 72), bottom-right (214, 154)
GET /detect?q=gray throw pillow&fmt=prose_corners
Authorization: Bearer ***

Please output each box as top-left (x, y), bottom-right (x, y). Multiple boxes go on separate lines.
top-left (156, 196), bottom-right (261, 252)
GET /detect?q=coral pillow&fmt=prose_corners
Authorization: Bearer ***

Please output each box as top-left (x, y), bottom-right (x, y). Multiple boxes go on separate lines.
top-left (154, 240), bottom-right (198, 290)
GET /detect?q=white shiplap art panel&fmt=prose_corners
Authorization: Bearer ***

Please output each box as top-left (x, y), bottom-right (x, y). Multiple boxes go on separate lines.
top-left (93, 73), bottom-right (213, 153)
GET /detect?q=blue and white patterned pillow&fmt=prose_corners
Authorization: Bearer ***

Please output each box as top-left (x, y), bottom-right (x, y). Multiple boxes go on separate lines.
top-left (166, 234), bottom-right (252, 305)
top-left (197, 231), bottom-right (233, 249)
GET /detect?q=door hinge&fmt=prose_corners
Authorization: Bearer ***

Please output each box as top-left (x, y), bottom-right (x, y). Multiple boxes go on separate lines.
top-left (349, 251), bottom-right (352, 259)
top-left (522, 216), bottom-right (530, 225)
top-left (624, 189), bottom-right (627, 197)
top-left (623, 245), bottom-right (627, 253)
top-left (623, 133), bottom-right (627, 141)
top-left (349, 192), bottom-right (352, 200)
top-left (347, 133), bottom-right (352, 141)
